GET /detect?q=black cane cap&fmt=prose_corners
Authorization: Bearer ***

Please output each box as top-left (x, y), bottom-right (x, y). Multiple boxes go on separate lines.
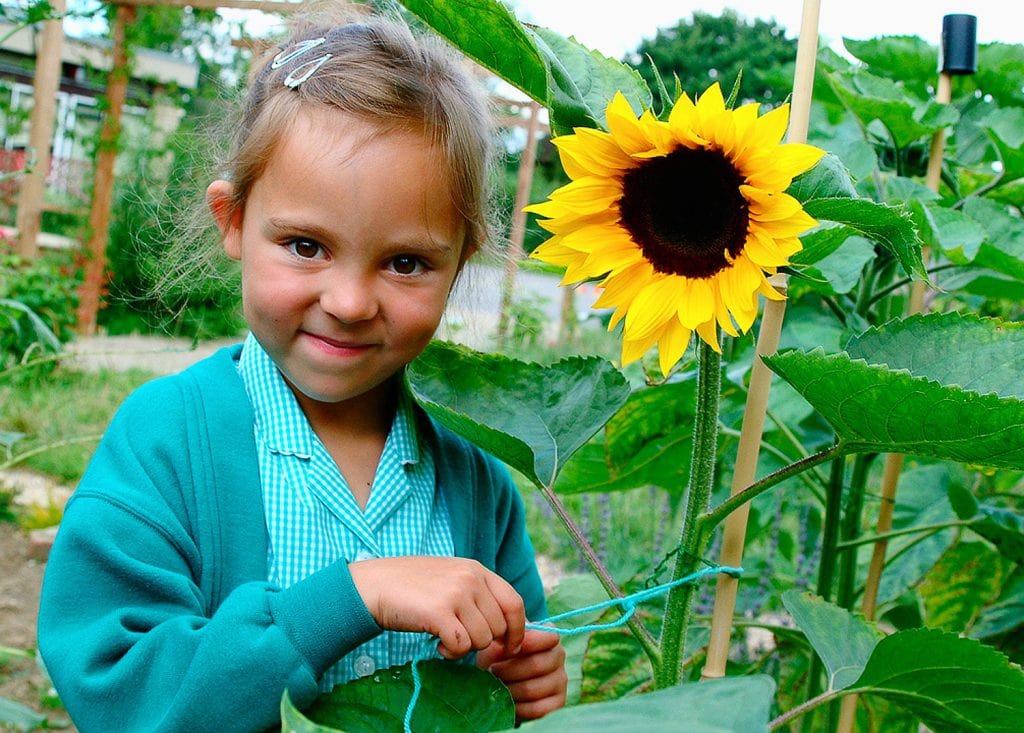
top-left (941, 14), bottom-right (977, 75)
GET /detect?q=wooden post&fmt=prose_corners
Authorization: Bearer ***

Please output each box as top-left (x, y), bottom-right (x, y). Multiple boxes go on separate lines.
top-left (75, 2), bottom-right (135, 335)
top-left (495, 101), bottom-right (541, 347)
top-left (701, 0), bottom-right (821, 682)
top-left (14, 0), bottom-right (65, 258)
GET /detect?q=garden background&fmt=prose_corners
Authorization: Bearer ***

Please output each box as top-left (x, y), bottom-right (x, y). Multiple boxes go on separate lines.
top-left (2, 0), bottom-right (1024, 731)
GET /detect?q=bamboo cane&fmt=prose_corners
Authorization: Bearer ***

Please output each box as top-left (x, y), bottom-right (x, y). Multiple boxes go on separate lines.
top-left (838, 14), bottom-right (974, 731)
top-left (701, 0), bottom-right (821, 682)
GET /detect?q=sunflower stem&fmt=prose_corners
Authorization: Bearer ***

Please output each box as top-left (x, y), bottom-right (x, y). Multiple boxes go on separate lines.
top-left (655, 339), bottom-right (721, 689)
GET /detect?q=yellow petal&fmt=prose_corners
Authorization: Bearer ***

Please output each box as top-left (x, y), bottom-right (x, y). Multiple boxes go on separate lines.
top-left (621, 328), bottom-right (662, 367)
top-left (725, 102), bottom-right (761, 157)
top-left (658, 317), bottom-right (692, 375)
top-left (694, 83), bottom-right (726, 135)
top-left (638, 110), bottom-right (677, 155)
top-left (605, 92), bottom-right (654, 155)
top-left (694, 318), bottom-right (722, 352)
top-left (622, 276), bottom-right (679, 342)
top-left (676, 277), bottom-right (715, 329)
top-left (555, 128), bottom-right (636, 178)
top-left (593, 261), bottom-right (652, 312)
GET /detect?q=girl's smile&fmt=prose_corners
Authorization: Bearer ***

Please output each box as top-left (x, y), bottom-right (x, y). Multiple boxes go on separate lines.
top-left (210, 108), bottom-right (466, 418)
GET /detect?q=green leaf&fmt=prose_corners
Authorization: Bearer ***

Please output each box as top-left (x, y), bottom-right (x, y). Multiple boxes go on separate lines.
top-left (765, 314), bottom-right (1024, 469)
top-left (970, 505), bottom-right (1024, 564)
top-left (845, 312), bottom-right (1024, 400)
top-left (787, 153), bottom-right (858, 202)
top-left (964, 197), bottom-right (1024, 283)
top-left (982, 108), bottom-right (1024, 183)
top-left (800, 198), bottom-right (925, 281)
top-left (876, 466), bottom-right (958, 606)
top-left (510, 675), bottom-right (775, 733)
top-left (972, 571), bottom-right (1024, 639)
top-left (848, 628), bottom-right (1024, 733)
top-left (842, 36), bottom-right (938, 93)
top-left (282, 660), bottom-right (515, 733)
top-left (790, 227), bottom-right (875, 295)
top-left (828, 70), bottom-right (959, 149)
top-left (913, 202), bottom-right (987, 263)
top-left (918, 542), bottom-right (1005, 632)
top-left (555, 382), bottom-right (695, 497)
top-left (580, 628), bottom-right (654, 703)
top-left (408, 341), bottom-right (630, 488)
top-left (782, 590), bottom-right (881, 691)
top-left (527, 27), bottom-right (651, 135)
top-left (398, 0), bottom-right (548, 103)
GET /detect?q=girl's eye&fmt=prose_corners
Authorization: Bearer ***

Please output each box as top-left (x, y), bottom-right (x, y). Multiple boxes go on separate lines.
top-left (391, 255), bottom-right (424, 275)
top-left (287, 239), bottom-right (325, 260)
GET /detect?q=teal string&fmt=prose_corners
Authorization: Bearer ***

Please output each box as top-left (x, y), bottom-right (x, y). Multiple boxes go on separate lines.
top-left (403, 564), bottom-right (742, 733)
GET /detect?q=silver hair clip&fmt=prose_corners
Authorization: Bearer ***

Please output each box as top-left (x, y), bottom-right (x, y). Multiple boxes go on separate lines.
top-left (270, 37), bottom-right (326, 69)
top-left (283, 54), bottom-right (332, 89)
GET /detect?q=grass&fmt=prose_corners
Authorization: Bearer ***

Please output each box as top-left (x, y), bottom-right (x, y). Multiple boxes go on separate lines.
top-left (0, 362), bottom-right (155, 483)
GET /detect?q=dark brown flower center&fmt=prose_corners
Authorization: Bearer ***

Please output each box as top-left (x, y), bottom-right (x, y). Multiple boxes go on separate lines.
top-left (619, 146), bottom-right (749, 279)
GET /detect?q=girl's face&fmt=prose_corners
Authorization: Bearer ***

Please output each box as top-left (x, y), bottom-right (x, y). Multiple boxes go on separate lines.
top-left (211, 109), bottom-right (466, 413)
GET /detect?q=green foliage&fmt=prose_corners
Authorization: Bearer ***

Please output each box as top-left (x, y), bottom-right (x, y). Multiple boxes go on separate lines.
top-left (627, 10), bottom-right (798, 107)
top-left (0, 244), bottom-right (79, 368)
top-left (408, 341), bottom-right (630, 488)
top-left (281, 661), bottom-right (514, 733)
top-left (512, 674), bottom-right (775, 732)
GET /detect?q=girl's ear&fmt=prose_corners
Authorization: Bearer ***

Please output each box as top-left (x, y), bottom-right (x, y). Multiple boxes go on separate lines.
top-left (206, 180), bottom-right (243, 260)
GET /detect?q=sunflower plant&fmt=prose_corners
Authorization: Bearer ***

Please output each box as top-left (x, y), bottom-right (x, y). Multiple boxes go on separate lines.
top-left (285, 2), bottom-right (1024, 732)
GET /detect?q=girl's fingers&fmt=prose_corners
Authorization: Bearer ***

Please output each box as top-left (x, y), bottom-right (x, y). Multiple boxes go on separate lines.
top-left (488, 644), bottom-right (566, 684)
top-left (484, 574), bottom-right (526, 652)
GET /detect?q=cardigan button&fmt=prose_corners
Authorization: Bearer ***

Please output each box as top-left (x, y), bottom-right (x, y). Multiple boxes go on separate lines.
top-left (354, 654), bottom-right (376, 677)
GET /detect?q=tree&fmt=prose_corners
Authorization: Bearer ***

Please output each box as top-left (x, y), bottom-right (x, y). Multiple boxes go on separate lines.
top-left (627, 9), bottom-right (797, 107)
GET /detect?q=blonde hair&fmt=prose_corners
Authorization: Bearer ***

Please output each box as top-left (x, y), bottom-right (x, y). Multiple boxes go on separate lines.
top-left (155, 5), bottom-right (497, 307)
top-left (224, 6), bottom-right (493, 254)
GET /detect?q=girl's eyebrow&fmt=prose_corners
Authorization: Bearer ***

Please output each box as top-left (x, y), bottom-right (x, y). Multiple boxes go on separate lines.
top-left (265, 216), bottom-right (459, 255)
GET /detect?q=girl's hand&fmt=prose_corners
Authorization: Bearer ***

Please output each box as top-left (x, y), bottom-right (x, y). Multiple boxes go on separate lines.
top-left (476, 627), bottom-right (568, 721)
top-left (349, 557), bottom-right (526, 659)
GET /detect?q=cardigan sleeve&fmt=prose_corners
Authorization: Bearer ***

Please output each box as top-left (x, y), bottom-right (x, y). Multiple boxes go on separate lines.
top-left (37, 377), bottom-right (381, 733)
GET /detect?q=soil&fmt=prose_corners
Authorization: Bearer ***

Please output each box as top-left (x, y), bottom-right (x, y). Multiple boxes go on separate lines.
top-left (0, 522), bottom-right (74, 731)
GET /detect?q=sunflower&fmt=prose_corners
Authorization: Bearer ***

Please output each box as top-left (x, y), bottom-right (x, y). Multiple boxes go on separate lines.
top-left (526, 83), bottom-right (825, 375)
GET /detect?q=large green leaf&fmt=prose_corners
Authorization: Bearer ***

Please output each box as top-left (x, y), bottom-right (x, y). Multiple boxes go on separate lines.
top-left (848, 628), bottom-right (1024, 733)
top-left (282, 660), bottom-right (514, 733)
top-left (398, 0), bottom-right (548, 103)
top-left (764, 314), bottom-right (1024, 469)
top-left (510, 674), bottom-right (775, 732)
top-left (408, 341), bottom-right (630, 488)
top-left (918, 541), bottom-right (1005, 632)
top-left (970, 505), bottom-right (1024, 564)
top-left (554, 381), bottom-right (695, 496)
top-left (528, 27), bottom-right (651, 135)
top-left (0, 698), bottom-right (47, 733)
top-left (782, 591), bottom-right (881, 691)
top-left (842, 36), bottom-right (938, 96)
top-left (800, 198), bottom-right (925, 281)
top-left (845, 312), bottom-right (1024, 400)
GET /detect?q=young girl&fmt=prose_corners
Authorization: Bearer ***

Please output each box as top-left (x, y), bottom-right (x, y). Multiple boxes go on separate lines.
top-left (37, 8), bottom-right (566, 731)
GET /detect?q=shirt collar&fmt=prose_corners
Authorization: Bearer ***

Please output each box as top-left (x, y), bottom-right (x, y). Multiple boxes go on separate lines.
top-left (237, 333), bottom-right (421, 464)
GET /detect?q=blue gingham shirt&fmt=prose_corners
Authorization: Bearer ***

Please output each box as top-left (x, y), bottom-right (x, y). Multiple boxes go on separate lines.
top-left (236, 334), bottom-right (454, 690)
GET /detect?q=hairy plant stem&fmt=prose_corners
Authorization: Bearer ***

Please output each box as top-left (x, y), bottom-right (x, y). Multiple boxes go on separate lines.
top-left (0, 435), bottom-right (104, 472)
top-left (836, 519), bottom-right (973, 549)
top-left (770, 690), bottom-right (842, 730)
top-left (655, 340), bottom-right (721, 689)
top-left (536, 483), bottom-right (660, 664)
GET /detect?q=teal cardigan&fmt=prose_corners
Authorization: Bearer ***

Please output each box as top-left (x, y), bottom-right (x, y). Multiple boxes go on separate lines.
top-left (38, 346), bottom-right (545, 733)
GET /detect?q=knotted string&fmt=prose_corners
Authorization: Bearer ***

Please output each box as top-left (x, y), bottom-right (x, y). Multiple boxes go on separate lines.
top-left (403, 564), bottom-right (742, 732)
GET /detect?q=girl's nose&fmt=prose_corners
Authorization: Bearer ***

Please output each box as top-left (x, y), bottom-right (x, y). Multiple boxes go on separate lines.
top-left (318, 273), bottom-right (380, 324)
